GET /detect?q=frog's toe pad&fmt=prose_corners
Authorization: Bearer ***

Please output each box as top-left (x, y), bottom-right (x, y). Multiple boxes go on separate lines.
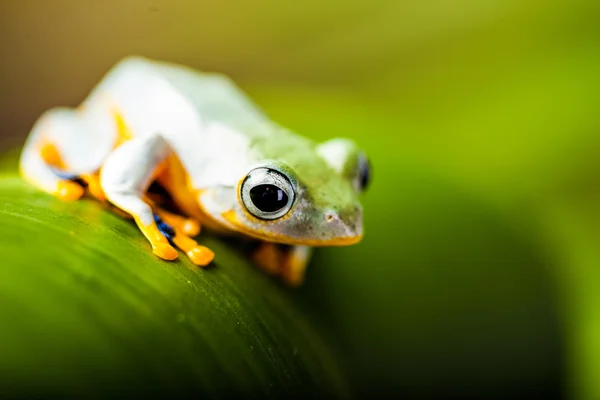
top-left (153, 243), bottom-right (179, 261)
top-left (56, 181), bottom-right (84, 201)
top-left (187, 246), bottom-right (214, 267)
top-left (182, 219), bottom-right (200, 237)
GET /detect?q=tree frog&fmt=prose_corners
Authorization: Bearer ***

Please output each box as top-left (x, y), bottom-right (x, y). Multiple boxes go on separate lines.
top-left (18, 56), bottom-right (371, 286)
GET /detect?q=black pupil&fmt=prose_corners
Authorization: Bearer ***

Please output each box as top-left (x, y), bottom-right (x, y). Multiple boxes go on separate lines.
top-left (249, 184), bottom-right (288, 212)
top-left (360, 159), bottom-right (371, 190)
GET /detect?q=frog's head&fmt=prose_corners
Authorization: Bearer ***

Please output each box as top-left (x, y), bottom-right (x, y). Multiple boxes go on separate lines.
top-left (218, 138), bottom-right (371, 246)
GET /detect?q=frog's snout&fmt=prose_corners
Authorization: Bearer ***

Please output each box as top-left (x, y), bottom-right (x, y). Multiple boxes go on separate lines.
top-left (322, 205), bottom-right (363, 244)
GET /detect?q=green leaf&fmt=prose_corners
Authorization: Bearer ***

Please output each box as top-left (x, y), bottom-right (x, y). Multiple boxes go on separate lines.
top-left (0, 159), bottom-right (350, 398)
top-left (0, 145), bottom-right (565, 398)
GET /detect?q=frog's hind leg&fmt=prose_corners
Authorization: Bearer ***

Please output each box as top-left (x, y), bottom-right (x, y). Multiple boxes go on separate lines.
top-left (19, 107), bottom-right (112, 201)
top-left (251, 243), bottom-right (313, 287)
top-left (20, 114), bottom-right (84, 200)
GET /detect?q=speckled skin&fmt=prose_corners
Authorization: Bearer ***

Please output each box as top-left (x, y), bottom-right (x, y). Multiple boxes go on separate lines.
top-left (18, 56), bottom-right (369, 285)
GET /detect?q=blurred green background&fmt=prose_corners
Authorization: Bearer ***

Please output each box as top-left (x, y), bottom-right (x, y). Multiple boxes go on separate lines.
top-left (2, 0), bottom-right (600, 398)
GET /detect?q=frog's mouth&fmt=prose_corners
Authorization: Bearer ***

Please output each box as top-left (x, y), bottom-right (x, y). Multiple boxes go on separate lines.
top-left (221, 210), bottom-right (363, 247)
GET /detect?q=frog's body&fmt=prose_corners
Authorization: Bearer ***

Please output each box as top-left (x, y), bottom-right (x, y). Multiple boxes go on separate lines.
top-left (19, 56), bottom-right (370, 286)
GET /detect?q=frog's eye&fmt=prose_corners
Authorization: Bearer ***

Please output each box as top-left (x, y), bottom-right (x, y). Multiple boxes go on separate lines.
top-left (240, 167), bottom-right (295, 220)
top-left (355, 153), bottom-right (372, 193)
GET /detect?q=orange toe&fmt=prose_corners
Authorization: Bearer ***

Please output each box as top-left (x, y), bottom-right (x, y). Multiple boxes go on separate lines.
top-left (282, 269), bottom-right (305, 287)
top-left (82, 174), bottom-right (106, 202)
top-left (187, 246), bottom-right (214, 267)
top-left (182, 219), bottom-right (200, 237)
top-left (251, 244), bottom-right (281, 275)
top-left (153, 243), bottom-right (178, 261)
top-left (56, 181), bottom-right (84, 201)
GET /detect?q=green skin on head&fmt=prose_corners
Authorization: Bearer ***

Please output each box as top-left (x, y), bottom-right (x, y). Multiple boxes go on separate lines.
top-left (218, 126), bottom-right (369, 247)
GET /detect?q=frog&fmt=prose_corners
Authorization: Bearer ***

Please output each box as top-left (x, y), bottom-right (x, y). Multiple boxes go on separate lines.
top-left (18, 55), bottom-right (371, 286)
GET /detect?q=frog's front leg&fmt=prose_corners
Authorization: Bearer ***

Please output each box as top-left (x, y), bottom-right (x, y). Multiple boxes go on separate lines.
top-left (99, 134), bottom-right (213, 266)
top-left (251, 243), bottom-right (313, 287)
top-left (148, 201), bottom-right (200, 237)
top-left (281, 245), bottom-right (313, 286)
top-left (153, 214), bottom-right (214, 266)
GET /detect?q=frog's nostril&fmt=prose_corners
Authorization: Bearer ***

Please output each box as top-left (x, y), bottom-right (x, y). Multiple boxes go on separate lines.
top-left (325, 212), bottom-right (336, 223)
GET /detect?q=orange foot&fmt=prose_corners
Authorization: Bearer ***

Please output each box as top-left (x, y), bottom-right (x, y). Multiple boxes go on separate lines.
top-left (56, 181), bottom-right (85, 201)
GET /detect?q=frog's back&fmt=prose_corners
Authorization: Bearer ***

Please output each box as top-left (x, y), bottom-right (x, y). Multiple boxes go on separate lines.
top-left (87, 56), bottom-right (271, 135)
top-left (82, 56), bottom-right (321, 186)
top-left (138, 56), bottom-right (328, 185)
top-left (154, 60), bottom-right (269, 129)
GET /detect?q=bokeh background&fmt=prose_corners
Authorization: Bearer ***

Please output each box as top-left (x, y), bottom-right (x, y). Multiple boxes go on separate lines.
top-left (2, 0), bottom-right (600, 398)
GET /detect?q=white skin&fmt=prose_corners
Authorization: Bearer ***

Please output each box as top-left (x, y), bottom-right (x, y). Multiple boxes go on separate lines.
top-left (19, 56), bottom-right (369, 286)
